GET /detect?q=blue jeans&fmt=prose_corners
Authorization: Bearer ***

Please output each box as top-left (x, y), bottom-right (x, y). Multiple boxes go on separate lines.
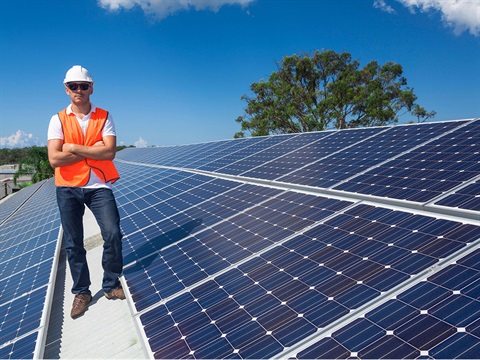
top-left (56, 187), bottom-right (123, 295)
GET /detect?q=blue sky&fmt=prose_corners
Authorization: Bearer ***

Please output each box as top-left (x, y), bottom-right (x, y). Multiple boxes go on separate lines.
top-left (0, 0), bottom-right (479, 148)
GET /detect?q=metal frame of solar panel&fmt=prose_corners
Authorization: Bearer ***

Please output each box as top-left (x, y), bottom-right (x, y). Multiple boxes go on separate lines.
top-left (113, 118), bottom-right (479, 359)
top-left (0, 179), bottom-right (62, 359)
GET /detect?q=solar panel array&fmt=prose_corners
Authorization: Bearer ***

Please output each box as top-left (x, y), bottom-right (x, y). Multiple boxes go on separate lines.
top-left (0, 118), bottom-right (478, 359)
top-left (0, 179), bottom-right (61, 359)
top-left (114, 119), bottom-right (480, 359)
top-left (0, 181), bottom-right (44, 224)
top-left (117, 119), bottom-right (480, 212)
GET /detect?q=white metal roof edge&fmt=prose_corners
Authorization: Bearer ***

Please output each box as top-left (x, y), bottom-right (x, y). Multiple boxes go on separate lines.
top-left (34, 225), bottom-right (64, 360)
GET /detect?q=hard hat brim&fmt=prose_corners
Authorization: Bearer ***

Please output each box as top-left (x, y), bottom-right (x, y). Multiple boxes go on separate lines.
top-left (64, 79), bottom-right (94, 84)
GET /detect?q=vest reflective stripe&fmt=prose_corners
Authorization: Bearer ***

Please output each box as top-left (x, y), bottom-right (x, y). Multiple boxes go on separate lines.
top-left (54, 108), bottom-right (120, 187)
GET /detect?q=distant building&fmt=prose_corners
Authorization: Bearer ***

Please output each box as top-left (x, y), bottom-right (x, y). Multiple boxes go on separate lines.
top-left (0, 165), bottom-right (32, 199)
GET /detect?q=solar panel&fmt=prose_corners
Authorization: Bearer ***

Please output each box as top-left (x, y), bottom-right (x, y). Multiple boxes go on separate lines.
top-left (245, 127), bottom-right (385, 183)
top-left (115, 161), bottom-right (353, 313)
top-left (333, 120), bottom-right (480, 203)
top-left (434, 179), bottom-right (480, 211)
top-left (0, 180), bottom-right (44, 224)
top-left (0, 332), bottom-right (38, 360)
top-left (0, 179), bottom-right (61, 359)
top-left (116, 137), bottom-right (259, 170)
top-left (276, 121), bottom-right (466, 188)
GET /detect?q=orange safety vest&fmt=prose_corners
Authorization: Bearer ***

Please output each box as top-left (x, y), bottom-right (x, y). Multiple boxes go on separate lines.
top-left (55, 107), bottom-right (120, 187)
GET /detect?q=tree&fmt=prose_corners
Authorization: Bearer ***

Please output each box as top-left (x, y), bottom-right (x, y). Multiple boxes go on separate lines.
top-left (13, 146), bottom-right (54, 185)
top-left (0, 147), bottom-right (27, 165)
top-left (235, 50), bottom-right (436, 138)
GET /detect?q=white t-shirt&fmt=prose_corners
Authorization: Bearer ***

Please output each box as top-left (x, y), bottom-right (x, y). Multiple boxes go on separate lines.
top-left (48, 104), bottom-right (117, 189)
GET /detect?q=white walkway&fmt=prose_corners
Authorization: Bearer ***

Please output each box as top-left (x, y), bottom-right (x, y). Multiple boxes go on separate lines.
top-left (43, 208), bottom-right (147, 359)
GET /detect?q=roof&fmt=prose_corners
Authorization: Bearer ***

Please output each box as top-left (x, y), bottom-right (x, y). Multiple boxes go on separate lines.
top-left (1, 118), bottom-right (479, 359)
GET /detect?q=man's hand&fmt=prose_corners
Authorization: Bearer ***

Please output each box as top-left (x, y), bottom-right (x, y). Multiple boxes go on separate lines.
top-left (62, 143), bottom-right (77, 153)
top-left (48, 139), bottom-right (85, 168)
top-left (63, 140), bottom-right (105, 153)
top-left (60, 136), bottom-right (116, 161)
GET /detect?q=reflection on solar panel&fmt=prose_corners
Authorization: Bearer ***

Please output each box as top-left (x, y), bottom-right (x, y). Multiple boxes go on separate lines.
top-left (113, 119), bottom-right (480, 359)
top-left (1, 118), bottom-right (479, 359)
top-left (0, 179), bottom-right (62, 359)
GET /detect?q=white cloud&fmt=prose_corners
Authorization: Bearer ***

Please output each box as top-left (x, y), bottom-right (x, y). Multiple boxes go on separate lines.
top-left (374, 0), bottom-right (396, 13)
top-left (134, 137), bottom-right (148, 148)
top-left (98, 0), bottom-right (255, 20)
top-left (377, 0), bottom-right (480, 36)
top-left (0, 130), bottom-right (35, 148)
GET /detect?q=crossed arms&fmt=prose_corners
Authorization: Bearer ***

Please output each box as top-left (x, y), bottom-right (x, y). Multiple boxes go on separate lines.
top-left (48, 136), bottom-right (117, 168)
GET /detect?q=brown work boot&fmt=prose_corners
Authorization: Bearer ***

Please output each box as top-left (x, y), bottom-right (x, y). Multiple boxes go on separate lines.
top-left (71, 293), bottom-right (92, 319)
top-left (104, 285), bottom-right (126, 300)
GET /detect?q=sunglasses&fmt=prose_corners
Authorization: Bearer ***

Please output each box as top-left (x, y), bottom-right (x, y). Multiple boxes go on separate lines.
top-left (66, 83), bottom-right (91, 91)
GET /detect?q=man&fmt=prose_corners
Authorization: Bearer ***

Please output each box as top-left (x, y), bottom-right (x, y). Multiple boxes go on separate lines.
top-left (48, 65), bottom-right (125, 319)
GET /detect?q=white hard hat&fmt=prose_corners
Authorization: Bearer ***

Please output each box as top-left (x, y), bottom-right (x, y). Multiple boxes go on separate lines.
top-left (63, 65), bottom-right (94, 84)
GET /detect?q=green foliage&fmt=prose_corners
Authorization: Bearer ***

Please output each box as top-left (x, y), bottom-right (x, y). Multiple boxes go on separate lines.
top-left (0, 147), bottom-right (29, 165)
top-left (13, 146), bottom-right (54, 185)
top-left (117, 145), bottom-right (134, 152)
top-left (235, 50), bottom-right (436, 138)
top-left (18, 181), bottom-right (33, 189)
